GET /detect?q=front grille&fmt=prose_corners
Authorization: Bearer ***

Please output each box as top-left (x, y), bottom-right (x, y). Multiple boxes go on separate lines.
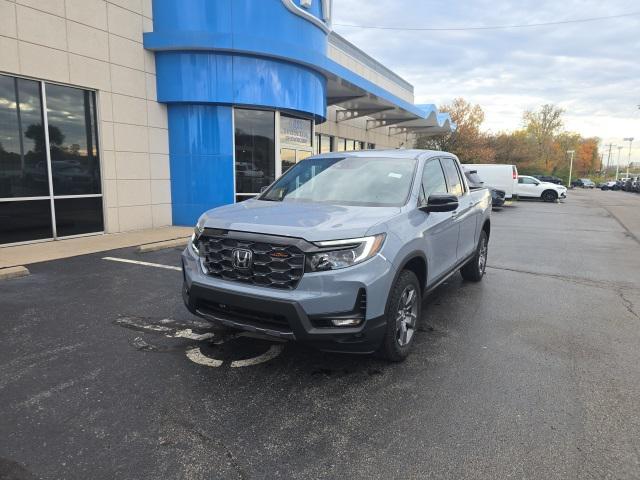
top-left (199, 234), bottom-right (305, 290)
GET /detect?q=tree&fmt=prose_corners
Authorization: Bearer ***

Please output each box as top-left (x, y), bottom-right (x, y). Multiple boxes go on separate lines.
top-left (523, 104), bottom-right (564, 171)
top-left (416, 98), bottom-right (494, 163)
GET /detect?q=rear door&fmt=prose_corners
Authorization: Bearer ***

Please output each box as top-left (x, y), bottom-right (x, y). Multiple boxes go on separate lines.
top-left (418, 158), bottom-right (459, 283)
top-left (440, 157), bottom-right (478, 261)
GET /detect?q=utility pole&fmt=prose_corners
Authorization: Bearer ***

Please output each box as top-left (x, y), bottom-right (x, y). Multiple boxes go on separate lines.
top-left (623, 137), bottom-right (634, 178)
top-left (567, 150), bottom-right (575, 187)
top-left (604, 143), bottom-right (614, 174)
top-left (615, 146), bottom-right (623, 181)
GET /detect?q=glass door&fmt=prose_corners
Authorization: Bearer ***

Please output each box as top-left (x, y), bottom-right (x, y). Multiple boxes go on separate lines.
top-left (279, 114), bottom-right (313, 174)
top-left (234, 109), bottom-right (275, 202)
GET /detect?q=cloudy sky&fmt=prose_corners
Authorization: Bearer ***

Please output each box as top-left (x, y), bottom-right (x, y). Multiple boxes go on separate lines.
top-left (333, 0), bottom-right (640, 164)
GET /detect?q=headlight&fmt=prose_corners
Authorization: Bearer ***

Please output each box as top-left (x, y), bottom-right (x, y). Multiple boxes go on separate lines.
top-left (307, 234), bottom-right (385, 271)
top-left (190, 217), bottom-right (205, 255)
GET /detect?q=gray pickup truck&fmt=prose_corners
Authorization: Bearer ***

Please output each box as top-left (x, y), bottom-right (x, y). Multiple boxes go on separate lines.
top-left (182, 150), bottom-right (491, 361)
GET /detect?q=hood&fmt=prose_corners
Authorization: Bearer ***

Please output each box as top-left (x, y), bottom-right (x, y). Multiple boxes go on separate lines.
top-left (199, 199), bottom-right (401, 242)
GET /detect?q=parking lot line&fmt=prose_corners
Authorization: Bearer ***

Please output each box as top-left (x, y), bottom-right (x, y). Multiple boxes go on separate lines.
top-left (102, 256), bottom-right (182, 272)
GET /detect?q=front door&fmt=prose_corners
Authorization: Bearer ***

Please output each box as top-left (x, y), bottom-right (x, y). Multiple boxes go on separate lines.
top-left (418, 158), bottom-right (459, 283)
top-left (517, 176), bottom-right (540, 197)
top-left (440, 157), bottom-right (478, 261)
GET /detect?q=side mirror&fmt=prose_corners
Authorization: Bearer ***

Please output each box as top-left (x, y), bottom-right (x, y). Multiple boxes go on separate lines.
top-left (420, 194), bottom-right (459, 213)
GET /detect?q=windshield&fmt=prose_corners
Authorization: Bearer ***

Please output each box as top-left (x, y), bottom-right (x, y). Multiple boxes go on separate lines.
top-left (259, 156), bottom-right (417, 207)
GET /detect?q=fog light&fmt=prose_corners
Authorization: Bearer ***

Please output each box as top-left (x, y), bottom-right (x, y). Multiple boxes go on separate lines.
top-left (331, 318), bottom-right (363, 327)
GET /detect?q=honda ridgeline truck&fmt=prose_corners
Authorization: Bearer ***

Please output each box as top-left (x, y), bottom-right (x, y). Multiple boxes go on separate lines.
top-left (182, 150), bottom-right (491, 361)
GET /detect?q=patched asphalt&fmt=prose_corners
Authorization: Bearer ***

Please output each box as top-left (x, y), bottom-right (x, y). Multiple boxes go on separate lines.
top-left (1, 189), bottom-right (639, 479)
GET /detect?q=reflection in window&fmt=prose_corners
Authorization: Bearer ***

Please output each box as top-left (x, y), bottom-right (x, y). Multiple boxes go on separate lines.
top-left (0, 74), bottom-right (48, 198)
top-left (420, 159), bottom-right (448, 202)
top-left (316, 134), bottom-right (332, 154)
top-left (441, 157), bottom-right (464, 196)
top-left (234, 109), bottom-right (275, 196)
top-left (46, 84), bottom-right (101, 196)
top-left (281, 148), bottom-right (296, 174)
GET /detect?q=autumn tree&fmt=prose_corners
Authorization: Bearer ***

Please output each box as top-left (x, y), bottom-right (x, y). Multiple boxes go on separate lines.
top-left (523, 104), bottom-right (564, 171)
top-left (415, 98), bottom-right (494, 163)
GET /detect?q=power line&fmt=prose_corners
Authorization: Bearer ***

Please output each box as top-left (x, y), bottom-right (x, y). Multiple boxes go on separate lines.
top-left (333, 11), bottom-right (640, 31)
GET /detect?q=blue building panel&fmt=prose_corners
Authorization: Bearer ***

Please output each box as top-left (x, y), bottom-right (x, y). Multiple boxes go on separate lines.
top-left (144, 0), bottom-right (452, 226)
top-left (168, 104), bottom-right (235, 226)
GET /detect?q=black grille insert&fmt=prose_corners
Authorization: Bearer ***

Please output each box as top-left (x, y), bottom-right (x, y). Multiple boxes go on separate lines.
top-left (199, 234), bottom-right (305, 290)
top-left (197, 299), bottom-right (291, 330)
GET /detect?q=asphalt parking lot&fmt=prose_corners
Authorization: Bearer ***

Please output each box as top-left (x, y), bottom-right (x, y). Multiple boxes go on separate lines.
top-left (1, 189), bottom-right (640, 479)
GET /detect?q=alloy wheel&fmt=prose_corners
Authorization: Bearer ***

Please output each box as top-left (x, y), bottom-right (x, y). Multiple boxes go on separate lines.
top-left (396, 285), bottom-right (418, 347)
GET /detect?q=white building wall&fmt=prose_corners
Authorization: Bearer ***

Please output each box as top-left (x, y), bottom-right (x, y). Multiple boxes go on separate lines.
top-left (0, 0), bottom-right (171, 233)
top-left (316, 106), bottom-right (409, 150)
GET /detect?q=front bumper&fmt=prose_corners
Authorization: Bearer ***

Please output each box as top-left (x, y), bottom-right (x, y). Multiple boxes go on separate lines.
top-left (181, 243), bottom-right (393, 354)
top-left (182, 280), bottom-right (386, 353)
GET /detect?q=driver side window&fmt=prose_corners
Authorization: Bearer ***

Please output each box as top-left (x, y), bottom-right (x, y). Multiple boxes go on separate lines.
top-left (420, 159), bottom-right (448, 203)
top-left (520, 177), bottom-right (538, 185)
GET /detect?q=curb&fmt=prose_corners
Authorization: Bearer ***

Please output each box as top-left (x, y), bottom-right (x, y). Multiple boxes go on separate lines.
top-left (0, 266), bottom-right (30, 280)
top-left (137, 237), bottom-right (189, 253)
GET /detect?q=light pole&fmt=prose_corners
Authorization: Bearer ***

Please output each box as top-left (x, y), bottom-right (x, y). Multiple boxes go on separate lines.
top-left (567, 150), bottom-right (575, 188)
top-left (623, 137), bottom-right (634, 178)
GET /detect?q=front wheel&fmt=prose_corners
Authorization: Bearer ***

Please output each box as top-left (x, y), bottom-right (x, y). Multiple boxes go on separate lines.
top-left (377, 270), bottom-right (421, 362)
top-left (460, 230), bottom-right (488, 282)
top-left (542, 190), bottom-right (558, 202)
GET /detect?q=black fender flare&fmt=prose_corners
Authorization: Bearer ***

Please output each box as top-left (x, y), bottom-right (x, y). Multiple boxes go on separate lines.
top-left (389, 251), bottom-right (429, 296)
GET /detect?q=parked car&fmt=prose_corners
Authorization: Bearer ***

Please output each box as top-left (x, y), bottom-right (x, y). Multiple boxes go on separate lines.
top-left (182, 150), bottom-right (492, 361)
top-left (571, 178), bottom-right (595, 188)
top-left (516, 175), bottom-right (567, 202)
top-left (625, 176), bottom-right (640, 193)
top-left (465, 163), bottom-right (518, 199)
top-left (600, 181), bottom-right (618, 191)
top-left (533, 175), bottom-right (564, 185)
top-left (463, 167), bottom-right (506, 209)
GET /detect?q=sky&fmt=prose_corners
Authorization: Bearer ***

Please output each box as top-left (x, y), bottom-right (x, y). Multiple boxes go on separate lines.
top-left (332, 0), bottom-right (640, 166)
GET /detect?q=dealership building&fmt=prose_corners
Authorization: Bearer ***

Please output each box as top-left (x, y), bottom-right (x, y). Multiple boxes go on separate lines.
top-left (0, 0), bottom-right (453, 246)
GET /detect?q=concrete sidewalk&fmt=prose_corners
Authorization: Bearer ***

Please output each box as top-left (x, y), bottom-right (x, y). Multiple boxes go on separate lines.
top-left (0, 226), bottom-right (192, 268)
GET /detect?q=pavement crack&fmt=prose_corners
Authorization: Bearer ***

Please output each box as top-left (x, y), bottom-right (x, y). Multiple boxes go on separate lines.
top-left (182, 424), bottom-right (248, 480)
top-left (486, 265), bottom-right (637, 291)
top-left (618, 290), bottom-right (640, 320)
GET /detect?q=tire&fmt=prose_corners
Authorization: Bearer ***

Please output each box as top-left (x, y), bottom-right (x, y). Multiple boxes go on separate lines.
top-left (377, 270), bottom-right (422, 362)
top-left (541, 190), bottom-right (558, 202)
top-left (460, 230), bottom-right (488, 282)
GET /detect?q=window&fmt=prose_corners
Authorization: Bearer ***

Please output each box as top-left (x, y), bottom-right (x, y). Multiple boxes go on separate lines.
top-left (0, 74), bottom-right (103, 245)
top-left (440, 157), bottom-right (464, 196)
top-left (234, 109), bottom-right (275, 199)
top-left (367, 143), bottom-right (375, 150)
top-left (519, 177), bottom-right (538, 185)
top-left (336, 138), bottom-right (346, 152)
top-left (46, 84), bottom-right (101, 196)
top-left (261, 156), bottom-right (417, 207)
top-left (420, 159), bottom-right (448, 202)
top-left (317, 134), bottom-right (332, 154)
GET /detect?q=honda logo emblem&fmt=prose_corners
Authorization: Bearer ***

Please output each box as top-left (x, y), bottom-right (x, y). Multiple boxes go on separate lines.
top-left (232, 248), bottom-right (253, 270)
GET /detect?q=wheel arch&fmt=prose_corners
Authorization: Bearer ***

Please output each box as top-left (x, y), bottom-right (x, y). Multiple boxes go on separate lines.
top-left (393, 252), bottom-right (428, 294)
top-left (482, 218), bottom-right (491, 239)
